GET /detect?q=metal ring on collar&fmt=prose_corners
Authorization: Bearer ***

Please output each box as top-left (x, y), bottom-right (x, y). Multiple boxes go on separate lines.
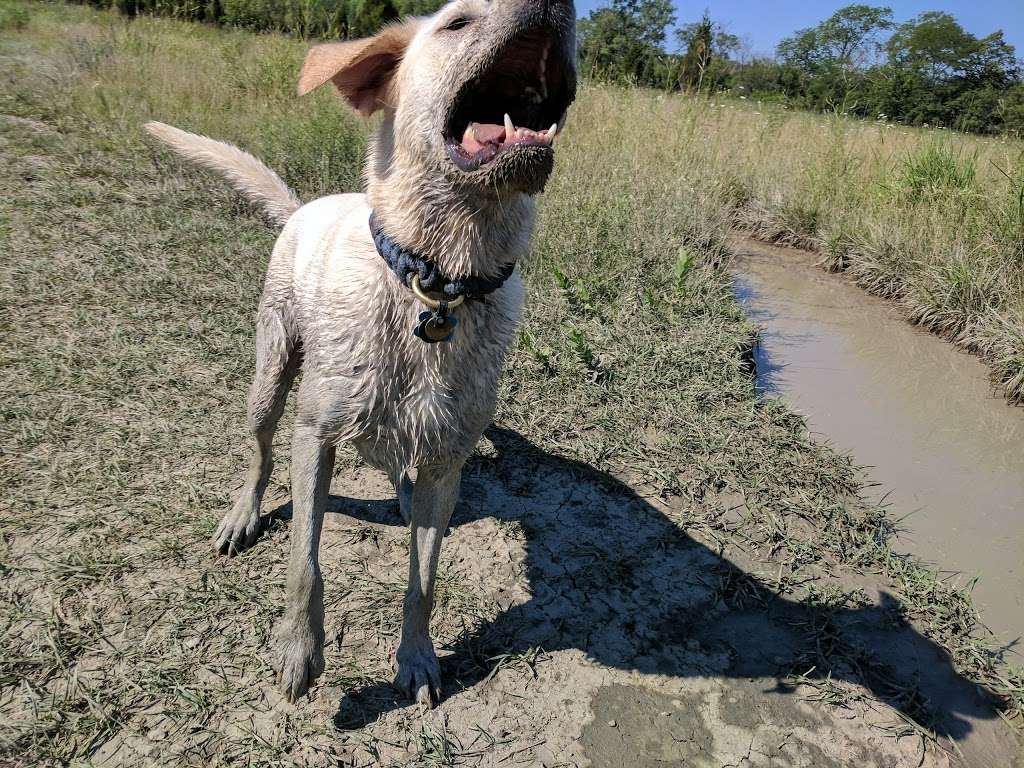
top-left (411, 274), bottom-right (465, 311)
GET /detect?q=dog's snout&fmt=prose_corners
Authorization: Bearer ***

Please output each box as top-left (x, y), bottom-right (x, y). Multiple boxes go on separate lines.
top-left (429, 0), bottom-right (576, 192)
top-left (508, 0), bottom-right (577, 39)
top-left (538, 0), bottom-right (571, 12)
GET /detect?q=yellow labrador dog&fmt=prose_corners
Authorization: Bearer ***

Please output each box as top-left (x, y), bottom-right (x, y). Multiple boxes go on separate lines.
top-left (146, 0), bottom-right (575, 706)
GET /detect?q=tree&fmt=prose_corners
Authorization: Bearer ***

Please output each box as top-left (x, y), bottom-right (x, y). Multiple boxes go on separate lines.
top-left (960, 31), bottom-right (1020, 88)
top-left (998, 84), bottom-right (1024, 136)
top-left (886, 13), bottom-right (1018, 87)
top-left (393, 0), bottom-right (444, 13)
top-left (578, 0), bottom-right (675, 86)
top-left (345, 0), bottom-right (399, 38)
top-left (870, 12), bottom-right (1021, 131)
top-left (676, 12), bottom-right (740, 92)
top-left (886, 11), bottom-right (975, 81)
top-left (777, 4), bottom-right (894, 73)
top-left (774, 5), bottom-right (893, 113)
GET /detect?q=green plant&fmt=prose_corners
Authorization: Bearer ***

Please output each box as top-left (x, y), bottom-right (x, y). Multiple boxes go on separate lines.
top-left (898, 142), bottom-right (978, 203)
top-left (0, 0), bottom-right (29, 31)
top-left (673, 246), bottom-right (693, 295)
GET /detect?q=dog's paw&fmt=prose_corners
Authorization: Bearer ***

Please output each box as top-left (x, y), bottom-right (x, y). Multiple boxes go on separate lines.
top-left (273, 620), bottom-right (325, 702)
top-left (394, 641), bottom-right (442, 707)
top-left (212, 498), bottom-right (261, 557)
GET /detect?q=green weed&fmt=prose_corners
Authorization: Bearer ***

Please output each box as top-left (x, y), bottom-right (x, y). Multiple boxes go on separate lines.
top-left (898, 142), bottom-right (978, 204)
top-left (0, 0), bottom-right (29, 31)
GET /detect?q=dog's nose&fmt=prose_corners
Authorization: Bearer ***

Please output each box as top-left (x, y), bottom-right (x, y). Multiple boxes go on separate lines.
top-left (542, 0), bottom-right (574, 12)
top-left (518, 0), bottom-right (576, 30)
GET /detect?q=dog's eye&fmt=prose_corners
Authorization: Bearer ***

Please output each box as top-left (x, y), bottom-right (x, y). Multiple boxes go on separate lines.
top-left (444, 16), bottom-right (472, 31)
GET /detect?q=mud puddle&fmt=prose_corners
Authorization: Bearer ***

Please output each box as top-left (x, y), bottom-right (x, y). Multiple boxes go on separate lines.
top-left (583, 681), bottom-right (903, 767)
top-left (732, 237), bottom-right (1024, 646)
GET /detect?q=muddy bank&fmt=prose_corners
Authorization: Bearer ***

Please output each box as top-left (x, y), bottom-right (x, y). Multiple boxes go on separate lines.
top-left (584, 681), bottom-right (919, 767)
top-left (282, 430), bottom-right (1011, 767)
top-left (732, 237), bottom-right (1024, 647)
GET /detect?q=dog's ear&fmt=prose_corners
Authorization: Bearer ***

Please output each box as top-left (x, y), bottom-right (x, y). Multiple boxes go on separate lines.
top-left (297, 20), bottom-right (420, 116)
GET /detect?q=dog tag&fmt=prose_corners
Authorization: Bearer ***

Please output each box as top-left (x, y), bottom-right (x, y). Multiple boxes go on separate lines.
top-left (414, 310), bottom-right (458, 344)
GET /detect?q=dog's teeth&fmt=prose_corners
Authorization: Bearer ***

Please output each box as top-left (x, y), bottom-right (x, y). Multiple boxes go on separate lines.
top-left (544, 123), bottom-right (558, 143)
top-left (503, 113), bottom-right (514, 139)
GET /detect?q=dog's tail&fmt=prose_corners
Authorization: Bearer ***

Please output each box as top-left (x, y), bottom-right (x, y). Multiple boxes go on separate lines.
top-left (144, 121), bottom-right (302, 227)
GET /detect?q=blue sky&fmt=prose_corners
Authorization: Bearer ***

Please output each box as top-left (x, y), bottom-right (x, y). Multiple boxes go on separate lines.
top-left (574, 0), bottom-right (1024, 58)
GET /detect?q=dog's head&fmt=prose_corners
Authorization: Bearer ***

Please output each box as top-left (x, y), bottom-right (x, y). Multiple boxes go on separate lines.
top-left (298, 0), bottom-right (576, 197)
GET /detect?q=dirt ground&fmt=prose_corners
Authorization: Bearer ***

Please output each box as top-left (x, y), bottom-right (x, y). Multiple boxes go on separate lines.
top-left (1, 141), bottom-right (1019, 766)
top-left (59, 430), bottom-right (1011, 767)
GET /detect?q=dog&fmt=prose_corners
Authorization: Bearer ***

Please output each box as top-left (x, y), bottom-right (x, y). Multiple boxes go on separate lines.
top-left (146, 0), bottom-right (576, 706)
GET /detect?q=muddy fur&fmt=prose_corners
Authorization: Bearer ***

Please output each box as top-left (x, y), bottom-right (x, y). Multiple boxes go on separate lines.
top-left (145, 0), bottom-right (576, 705)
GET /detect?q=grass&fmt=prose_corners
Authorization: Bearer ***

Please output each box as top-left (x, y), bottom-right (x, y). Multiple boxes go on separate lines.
top-left (1, 2), bottom-right (1022, 765)
top-left (542, 88), bottom-right (1024, 401)
top-left (709, 98), bottom-right (1024, 401)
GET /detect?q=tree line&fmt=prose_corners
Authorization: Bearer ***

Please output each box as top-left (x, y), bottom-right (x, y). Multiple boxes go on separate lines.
top-left (77, 0), bottom-right (1023, 135)
top-left (83, 0), bottom-right (444, 39)
top-left (579, 2), bottom-right (1023, 135)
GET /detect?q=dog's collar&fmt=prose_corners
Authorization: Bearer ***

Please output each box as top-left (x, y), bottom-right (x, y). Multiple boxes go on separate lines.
top-left (369, 212), bottom-right (516, 301)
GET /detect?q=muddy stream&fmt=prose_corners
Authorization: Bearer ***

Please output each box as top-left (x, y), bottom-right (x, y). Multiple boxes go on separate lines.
top-left (732, 238), bottom-right (1024, 646)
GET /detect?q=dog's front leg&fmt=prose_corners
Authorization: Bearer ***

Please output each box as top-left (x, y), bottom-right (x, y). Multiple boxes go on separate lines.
top-left (394, 461), bottom-right (462, 706)
top-left (273, 424), bottom-right (336, 701)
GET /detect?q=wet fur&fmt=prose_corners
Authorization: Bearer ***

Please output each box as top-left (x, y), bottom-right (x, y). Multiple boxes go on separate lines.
top-left (146, 0), bottom-right (575, 706)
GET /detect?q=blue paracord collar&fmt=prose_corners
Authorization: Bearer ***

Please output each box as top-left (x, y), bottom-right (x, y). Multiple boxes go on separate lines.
top-left (369, 212), bottom-right (516, 301)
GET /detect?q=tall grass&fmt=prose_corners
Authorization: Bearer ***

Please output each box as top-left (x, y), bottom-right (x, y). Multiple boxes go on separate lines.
top-left (0, 0), bottom-right (29, 30)
top-left (556, 89), bottom-right (1024, 402)
top-left (897, 142), bottom-right (978, 204)
top-left (696, 98), bottom-right (1024, 400)
top-left (16, 0), bottom-right (1024, 406)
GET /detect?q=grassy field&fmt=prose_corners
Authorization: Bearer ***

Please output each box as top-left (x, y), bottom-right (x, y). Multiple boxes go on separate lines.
top-left (2, 2), bottom-right (1022, 765)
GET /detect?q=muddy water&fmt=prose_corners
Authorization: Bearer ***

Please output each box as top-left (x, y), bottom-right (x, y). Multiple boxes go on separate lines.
top-left (732, 238), bottom-right (1024, 645)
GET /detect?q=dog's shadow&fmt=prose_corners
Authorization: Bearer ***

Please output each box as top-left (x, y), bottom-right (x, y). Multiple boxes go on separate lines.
top-left (277, 426), bottom-right (1006, 741)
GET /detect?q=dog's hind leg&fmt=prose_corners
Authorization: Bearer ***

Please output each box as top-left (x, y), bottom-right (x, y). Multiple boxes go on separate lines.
top-left (394, 461), bottom-right (463, 706)
top-left (213, 299), bottom-right (300, 556)
top-left (273, 412), bottom-right (336, 701)
top-left (390, 468), bottom-right (414, 526)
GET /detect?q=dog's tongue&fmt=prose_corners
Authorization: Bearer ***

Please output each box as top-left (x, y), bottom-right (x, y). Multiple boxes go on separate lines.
top-left (457, 119), bottom-right (557, 159)
top-left (460, 122), bottom-right (505, 154)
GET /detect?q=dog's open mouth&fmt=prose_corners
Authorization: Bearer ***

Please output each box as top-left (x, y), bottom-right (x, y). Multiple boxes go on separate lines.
top-left (444, 30), bottom-right (573, 173)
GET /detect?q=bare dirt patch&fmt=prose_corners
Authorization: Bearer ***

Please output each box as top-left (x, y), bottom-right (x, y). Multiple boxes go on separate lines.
top-left (584, 681), bottom-right (919, 768)
top-left (69, 432), bottom-right (1009, 766)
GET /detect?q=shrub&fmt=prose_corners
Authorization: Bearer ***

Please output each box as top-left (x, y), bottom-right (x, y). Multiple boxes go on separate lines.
top-left (999, 84), bottom-right (1024, 138)
top-left (898, 143), bottom-right (977, 204)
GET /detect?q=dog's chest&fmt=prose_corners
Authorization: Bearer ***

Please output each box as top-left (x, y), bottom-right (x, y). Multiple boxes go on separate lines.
top-left (302, 273), bottom-right (524, 469)
top-left (289, 202), bottom-right (525, 468)
top-left (380, 295), bottom-right (521, 464)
